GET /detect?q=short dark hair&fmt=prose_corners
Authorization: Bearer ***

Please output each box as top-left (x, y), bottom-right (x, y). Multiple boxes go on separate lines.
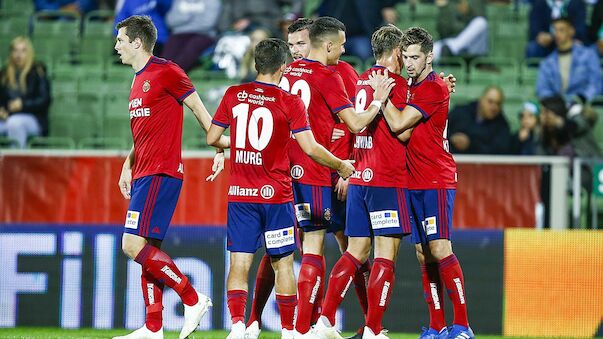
top-left (308, 16), bottom-right (346, 47)
top-left (254, 38), bottom-right (290, 75)
top-left (116, 15), bottom-right (157, 53)
top-left (551, 16), bottom-right (574, 28)
top-left (371, 24), bottom-right (403, 60)
top-left (400, 26), bottom-right (433, 54)
top-left (288, 18), bottom-right (314, 34)
top-left (540, 95), bottom-right (567, 117)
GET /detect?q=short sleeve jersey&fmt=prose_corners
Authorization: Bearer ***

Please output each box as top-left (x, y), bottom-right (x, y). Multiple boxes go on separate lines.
top-left (351, 66), bottom-right (408, 188)
top-left (129, 56), bottom-right (195, 180)
top-left (329, 61), bottom-right (359, 161)
top-left (280, 58), bottom-right (353, 187)
top-left (406, 71), bottom-right (457, 189)
top-left (212, 81), bottom-right (310, 203)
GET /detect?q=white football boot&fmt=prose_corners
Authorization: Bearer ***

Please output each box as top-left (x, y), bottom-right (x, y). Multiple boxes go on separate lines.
top-left (281, 328), bottom-right (295, 339)
top-left (112, 325), bottom-right (163, 339)
top-left (227, 321), bottom-right (246, 339)
top-left (244, 320), bottom-right (261, 339)
top-left (361, 326), bottom-right (389, 339)
top-left (314, 316), bottom-right (343, 339)
top-left (179, 292), bottom-right (213, 339)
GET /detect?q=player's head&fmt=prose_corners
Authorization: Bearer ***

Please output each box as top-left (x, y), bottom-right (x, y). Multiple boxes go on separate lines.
top-left (400, 27), bottom-right (433, 80)
top-left (552, 17), bottom-right (575, 48)
top-left (115, 15), bottom-right (157, 65)
top-left (254, 38), bottom-right (290, 79)
top-left (478, 85), bottom-right (504, 120)
top-left (308, 16), bottom-right (346, 64)
top-left (287, 18), bottom-right (313, 60)
top-left (371, 24), bottom-right (404, 70)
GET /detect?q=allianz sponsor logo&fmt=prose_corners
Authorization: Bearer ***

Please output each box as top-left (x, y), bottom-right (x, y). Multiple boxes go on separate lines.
top-left (160, 265), bottom-right (182, 284)
top-left (369, 210), bottom-right (400, 229)
top-left (291, 165), bottom-right (304, 179)
top-left (265, 226), bottom-right (295, 249)
top-left (129, 98), bottom-right (151, 119)
top-left (260, 185), bottom-right (275, 200)
top-left (351, 168), bottom-right (373, 182)
top-left (228, 185), bottom-right (258, 197)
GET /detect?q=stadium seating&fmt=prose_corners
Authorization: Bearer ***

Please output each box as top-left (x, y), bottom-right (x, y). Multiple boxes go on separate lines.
top-left (78, 137), bottom-right (128, 150)
top-left (80, 10), bottom-right (115, 62)
top-left (32, 11), bottom-right (80, 65)
top-left (28, 136), bottom-right (76, 149)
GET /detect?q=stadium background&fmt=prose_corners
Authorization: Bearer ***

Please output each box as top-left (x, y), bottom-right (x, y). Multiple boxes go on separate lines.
top-left (0, 0), bottom-right (602, 337)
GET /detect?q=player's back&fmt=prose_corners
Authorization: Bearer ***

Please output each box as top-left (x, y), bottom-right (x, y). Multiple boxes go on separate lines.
top-left (212, 81), bottom-right (309, 203)
top-left (129, 56), bottom-right (194, 180)
top-left (352, 65), bottom-right (408, 187)
top-left (280, 58), bottom-right (353, 186)
top-left (406, 71), bottom-right (457, 189)
top-left (329, 60), bottom-right (359, 162)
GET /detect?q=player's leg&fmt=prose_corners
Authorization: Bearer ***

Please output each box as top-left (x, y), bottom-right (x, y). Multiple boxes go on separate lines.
top-left (245, 253), bottom-right (275, 331)
top-left (141, 238), bottom-right (165, 334)
top-left (425, 189), bottom-right (473, 338)
top-left (226, 252), bottom-right (254, 339)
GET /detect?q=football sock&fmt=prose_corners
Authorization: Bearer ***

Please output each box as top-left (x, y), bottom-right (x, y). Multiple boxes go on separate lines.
top-left (366, 258), bottom-right (395, 334)
top-left (276, 294), bottom-right (297, 330)
top-left (354, 259), bottom-right (371, 318)
top-left (247, 254), bottom-right (275, 328)
top-left (135, 244), bottom-right (198, 306)
top-left (311, 256), bottom-right (327, 325)
top-left (421, 263), bottom-right (446, 331)
top-left (322, 252), bottom-right (363, 325)
top-left (439, 254), bottom-right (469, 327)
top-left (141, 269), bottom-right (164, 332)
top-left (227, 289), bottom-right (248, 324)
top-left (295, 253), bottom-right (325, 334)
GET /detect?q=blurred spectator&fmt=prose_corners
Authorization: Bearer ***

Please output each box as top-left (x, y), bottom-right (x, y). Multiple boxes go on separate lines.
top-left (35, 0), bottom-right (98, 14)
top-left (448, 86), bottom-right (513, 154)
top-left (161, 0), bottom-right (221, 72)
top-left (239, 28), bottom-right (271, 82)
top-left (317, 0), bottom-right (403, 60)
top-left (114, 0), bottom-right (172, 54)
top-left (589, 0), bottom-right (603, 54)
top-left (0, 37), bottom-right (51, 148)
top-left (433, 0), bottom-right (488, 61)
top-left (536, 18), bottom-right (601, 104)
top-left (218, 0), bottom-right (303, 37)
top-left (513, 100), bottom-right (541, 155)
top-left (526, 0), bottom-right (586, 58)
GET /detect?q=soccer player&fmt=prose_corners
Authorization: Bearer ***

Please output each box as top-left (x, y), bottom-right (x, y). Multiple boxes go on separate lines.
top-left (112, 15), bottom-right (229, 339)
top-left (280, 16), bottom-right (394, 337)
top-left (206, 38), bottom-right (356, 339)
top-left (315, 24), bottom-right (412, 339)
top-left (380, 27), bottom-right (475, 339)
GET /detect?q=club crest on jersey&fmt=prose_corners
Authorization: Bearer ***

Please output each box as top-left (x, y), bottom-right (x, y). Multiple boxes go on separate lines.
top-left (260, 185), bottom-right (275, 199)
top-left (323, 208), bottom-right (332, 221)
top-left (291, 165), bottom-right (304, 179)
top-left (142, 80), bottom-right (151, 93)
top-left (362, 168), bottom-right (374, 182)
top-left (237, 90), bottom-right (248, 101)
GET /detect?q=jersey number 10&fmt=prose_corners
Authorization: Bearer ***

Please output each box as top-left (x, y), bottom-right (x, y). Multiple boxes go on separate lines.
top-left (233, 103), bottom-right (274, 151)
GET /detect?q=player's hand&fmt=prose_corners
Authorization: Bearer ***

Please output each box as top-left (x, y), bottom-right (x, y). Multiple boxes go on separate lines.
top-left (336, 159), bottom-right (355, 180)
top-left (536, 32), bottom-right (553, 47)
top-left (450, 132), bottom-right (470, 151)
top-left (118, 166), bottom-right (132, 199)
top-left (331, 128), bottom-right (345, 142)
top-left (334, 177), bottom-right (349, 201)
top-left (206, 151), bottom-right (225, 181)
top-left (440, 72), bottom-right (456, 93)
top-left (369, 69), bottom-right (396, 102)
top-left (8, 98), bottom-right (22, 112)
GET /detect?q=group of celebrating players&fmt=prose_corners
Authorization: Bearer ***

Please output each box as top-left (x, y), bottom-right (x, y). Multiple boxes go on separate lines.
top-left (111, 12), bottom-right (474, 339)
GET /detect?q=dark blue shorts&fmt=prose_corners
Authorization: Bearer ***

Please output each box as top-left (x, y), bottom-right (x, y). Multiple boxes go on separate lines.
top-left (292, 182), bottom-right (340, 233)
top-left (124, 175), bottom-right (182, 240)
top-left (409, 189), bottom-right (456, 244)
top-left (345, 185), bottom-right (412, 237)
top-left (227, 202), bottom-right (297, 256)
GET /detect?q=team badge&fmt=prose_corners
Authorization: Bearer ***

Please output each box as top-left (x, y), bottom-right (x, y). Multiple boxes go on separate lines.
top-left (142, 80), bottom-right (151, 92)
top-left (323, 208), bottom-right (332, 221)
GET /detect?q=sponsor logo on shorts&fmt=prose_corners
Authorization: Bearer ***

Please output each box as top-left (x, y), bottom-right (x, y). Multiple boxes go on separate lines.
top-left (323, 208), bottom-right (332, 221)
top-left (125, 210), bottom-right (140, 229)
top-left (291, 165), bottom-right (304, 179)
top-left (295, 203), bottom-right (311, 221)
top-left (422, 216), bottom-right (437, 235)
top-left (260, 185), bottom-right (274, 199)
top-left (369, 210), bottom-right (400, 229)
top-left (362, 168), bottom-right (373, 182)
top-left (265, 226), bottom-right (295, 249)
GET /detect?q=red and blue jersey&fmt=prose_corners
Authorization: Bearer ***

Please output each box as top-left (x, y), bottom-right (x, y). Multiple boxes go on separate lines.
top-left (406, 71), bottom-right (457, 189)
top-left (329, 60), bottom-right (359, 162)
top-left (280, 58), bottom-right (353, 187)
top-left (351, 65), bottom-right (408, 188)
top-left (212, 81), bottom-right (310, 204)
top-left (129, 56), bottom-right (195, 180)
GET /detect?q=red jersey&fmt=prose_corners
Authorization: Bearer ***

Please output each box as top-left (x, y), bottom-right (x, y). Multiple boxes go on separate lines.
top-left (406, 71), bottom-right (457, 189)
top-left (129, 56), bottom-right (195, 180)
top-left (329, 61), bottom-right (359, 162)
top-left (350, 66), bottom-right (408, 188)
top-left (212, 81), bottom-right (310, 203)
top-left (280, 58), bottom-right (353, 187)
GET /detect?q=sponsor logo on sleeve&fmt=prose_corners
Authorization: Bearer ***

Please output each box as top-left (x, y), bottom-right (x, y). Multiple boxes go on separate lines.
top-left (295, 203), bottom-right (311, 221)
top-left (265, 226), bottom-right (295, 249)
top-left (369, 210), bottom-right (400, 229)
top-left (422, 216), bottom-right (437, 235)
top-left (125, 211), bottom-right (140, 229)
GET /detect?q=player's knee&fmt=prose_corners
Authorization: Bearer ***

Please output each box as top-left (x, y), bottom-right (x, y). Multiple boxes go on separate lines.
top-left (428, 240), bottom-right (452, 260)
top-left (121, 240), bottom-right (140, 259)
top-left (271, 253), bottom-right (294, 273)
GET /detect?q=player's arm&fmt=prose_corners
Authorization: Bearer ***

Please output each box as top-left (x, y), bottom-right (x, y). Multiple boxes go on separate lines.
top-left (382, 102), bottom-right (423, 134)
top-left (337, 70), bottom-right (395, 133)
top-left (183, 92), bottom-right (230, 149)
top-left (118, 146), bottom-right (135, 199)
top-left (294, 130), bottom-right (355, 179)
top-left (206, 124), bottom-right (229, 149)
top-left (397, 128), bottom-right (414, 142)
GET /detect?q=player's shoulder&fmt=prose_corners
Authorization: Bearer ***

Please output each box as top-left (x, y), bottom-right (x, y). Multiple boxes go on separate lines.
top-left (415, 72), bottom-right (447, 96)
top-left (152, 57), bottom-right (186, 74)
top-left (335, 60), bottom-right (359, 76)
